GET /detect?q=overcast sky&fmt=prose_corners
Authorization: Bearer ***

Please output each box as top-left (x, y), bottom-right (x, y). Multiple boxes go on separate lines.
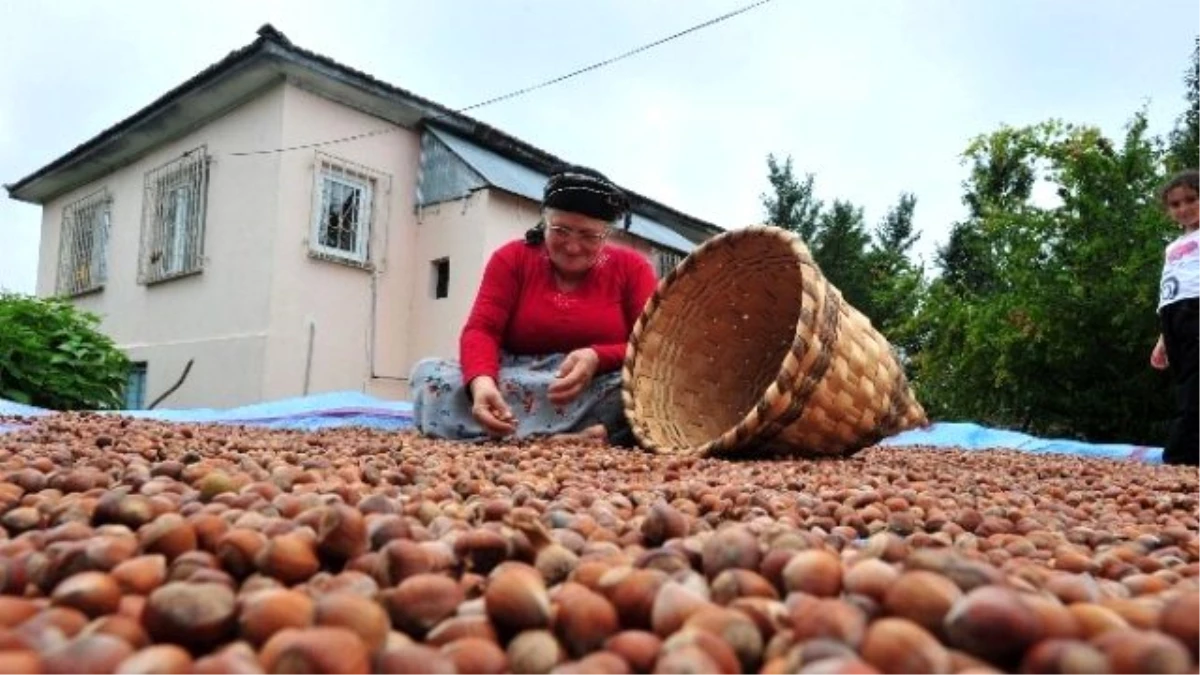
top-left (2, 0), bottom-right (1197, 294)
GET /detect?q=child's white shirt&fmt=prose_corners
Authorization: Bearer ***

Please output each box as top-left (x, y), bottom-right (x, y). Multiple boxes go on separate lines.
top-left (1160, 229), bottom-right (1200, 311)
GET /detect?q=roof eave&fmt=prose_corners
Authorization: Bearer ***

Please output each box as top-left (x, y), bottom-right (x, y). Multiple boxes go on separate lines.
top-left (6, 24), bottom-right (725, 237)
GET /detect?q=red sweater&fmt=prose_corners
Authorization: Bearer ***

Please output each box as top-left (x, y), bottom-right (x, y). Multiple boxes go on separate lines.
top-left (460, 240), bottom-right (659, 385)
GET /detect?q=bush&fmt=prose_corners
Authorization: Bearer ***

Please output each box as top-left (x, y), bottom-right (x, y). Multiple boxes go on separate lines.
top-left (0, 292), bottom-right (130, 410)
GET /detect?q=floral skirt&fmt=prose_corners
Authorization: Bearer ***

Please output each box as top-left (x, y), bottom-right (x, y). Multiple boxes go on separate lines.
top-left (409, 353), bottom-right (633, 445)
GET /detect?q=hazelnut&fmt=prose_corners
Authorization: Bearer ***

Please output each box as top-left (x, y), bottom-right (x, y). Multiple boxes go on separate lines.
top-left (943, 585), bottom-right (1041, 665)
top-left (485, 563), bottom-right (552, 636)
top-left (554, 583), bottom-right (620, 657)
top-left (313, 592), bottom-right (390, 653)
top-left (51, 571), bottom-right (122, 618)
top-left (508, 629), bottom-right (567, 674)
top-left (237, 588), bottom-right (314, 646)
top-left (604, 630), bottom-right (663, 673)
top-left (142, 582), bottom-right (236, 652)
top-left (861, 617), bottom-right (952, 674)
top-left (882, 570), bottom-right (962, 636)
top-left (374, 643), bottom-right (456, 674)
top-left (781, 549), bottom-right (843, 597)
top-left (114, 644), bottom-right (193, 674)
top-left (379, 573), bottom-right (464, 639)
top-left (441, 636), bottom-right (509, 674)
top-left (260, 626), bottom-right (371, 674)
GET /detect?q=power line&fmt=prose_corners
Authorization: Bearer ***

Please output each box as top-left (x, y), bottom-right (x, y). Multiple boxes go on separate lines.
top-left (228, 0), bottom-right (774, 157)
top-left (452, 0), bottom-right (775, 114)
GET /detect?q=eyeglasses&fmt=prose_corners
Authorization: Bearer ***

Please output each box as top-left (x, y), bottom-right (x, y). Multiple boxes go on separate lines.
top-left (547, 224), bottom-right (609, 245)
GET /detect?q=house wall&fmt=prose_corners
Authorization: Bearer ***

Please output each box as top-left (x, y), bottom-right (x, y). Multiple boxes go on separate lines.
top-left (260, 84), bottom-right (421, 403)
top-left (34, 84), bottom-right (287, 409)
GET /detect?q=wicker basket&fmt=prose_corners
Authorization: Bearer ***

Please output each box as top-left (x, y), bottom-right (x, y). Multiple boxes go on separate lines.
top-left (621, 225), bottom-right (927, 458)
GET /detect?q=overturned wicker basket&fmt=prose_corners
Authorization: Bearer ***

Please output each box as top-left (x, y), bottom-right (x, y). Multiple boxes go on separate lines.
top-left (621, 225), bottom-right (927, 458)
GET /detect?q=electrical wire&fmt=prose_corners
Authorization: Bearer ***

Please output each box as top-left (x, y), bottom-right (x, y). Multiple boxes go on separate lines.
top-left (228, 0), bottom-right (774, 157)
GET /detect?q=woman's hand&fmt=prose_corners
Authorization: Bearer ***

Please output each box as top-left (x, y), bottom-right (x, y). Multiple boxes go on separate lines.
top-left (548, 348), bottom-right (600, 406)
top-left (469, 376), bottom-right (517, 437)
top-left (1151, 335), bottom-right (1169, 370)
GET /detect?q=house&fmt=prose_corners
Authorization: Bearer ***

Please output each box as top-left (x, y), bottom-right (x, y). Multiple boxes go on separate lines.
top-left (4, 25), bottom-right (722, 411)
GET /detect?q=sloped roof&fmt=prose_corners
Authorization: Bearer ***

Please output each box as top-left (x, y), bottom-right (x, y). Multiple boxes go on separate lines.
top-left (428, 127), bottom-right (696, 253)
top-left (5, 24), bottom-right (722, 244)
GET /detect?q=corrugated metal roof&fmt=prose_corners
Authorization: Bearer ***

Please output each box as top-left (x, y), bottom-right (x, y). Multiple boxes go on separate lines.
top-left (428, 127), bottom-right (695, 254)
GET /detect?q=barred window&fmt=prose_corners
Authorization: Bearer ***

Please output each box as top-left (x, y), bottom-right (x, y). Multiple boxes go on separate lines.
top-left (656, 249), bottom-right (684, 278)
top-left (139, 148), bottom-right (210, 284)
top-left (56, 190), bottom-right (112, 296)
top-left (310, 156), bottom-right (375, 265)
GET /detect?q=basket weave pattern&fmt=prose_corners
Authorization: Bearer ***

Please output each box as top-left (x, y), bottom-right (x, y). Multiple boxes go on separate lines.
top-left (621, 225), bottom-right (927, 458)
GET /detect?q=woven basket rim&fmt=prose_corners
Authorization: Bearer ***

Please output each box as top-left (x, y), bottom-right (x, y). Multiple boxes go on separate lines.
top-left (621, 224), bottom-right (835, 455)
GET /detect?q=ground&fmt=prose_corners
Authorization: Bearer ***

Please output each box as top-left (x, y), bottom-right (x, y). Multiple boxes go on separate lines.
top-left (0, 413), bottom-right (1196, 673)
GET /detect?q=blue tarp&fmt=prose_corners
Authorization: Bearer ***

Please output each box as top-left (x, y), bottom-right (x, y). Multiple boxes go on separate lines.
top-left (0, 391), bottom-right (414, 432)
top-left (0, 394), bottom-right (1162, 463)
top-left (879, 422), bottom-right (1162, 464)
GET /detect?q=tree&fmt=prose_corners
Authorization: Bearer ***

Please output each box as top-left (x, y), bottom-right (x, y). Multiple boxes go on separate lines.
top-left (1167, 37), bottom-right (1199, 172)
top-left (0, 293), bottom-right (131, 410)
top-left (866, 193), bottom-right (925, 344)
top-left (758, 156), bottom-right (925, 340)
top-left (760, 154), bottom-right (822, 242)
top-left (906, 115), bottom-right (1172, 442)
top-left (812, 199), bottom-right (874, 315)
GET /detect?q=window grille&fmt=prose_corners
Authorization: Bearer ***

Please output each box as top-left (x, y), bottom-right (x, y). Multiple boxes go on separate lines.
top-left (656, 250), bottom-right (684, 278)
top-left (56, 190), bottom-right (112, 296)
top-left (310, 155), bottom-right (375, 265)
top-left (138, 148), bottom-right (210, 284)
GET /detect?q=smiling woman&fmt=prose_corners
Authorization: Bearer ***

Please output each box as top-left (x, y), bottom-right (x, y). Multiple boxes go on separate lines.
top-left (409, 165), bottom-right (657, 446)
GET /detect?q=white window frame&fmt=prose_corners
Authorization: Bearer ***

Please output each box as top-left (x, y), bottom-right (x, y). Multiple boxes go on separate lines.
top-left (138, 147), bottom-right (210, 284)
top-left (56, 189), bottom-right (112, 296)
top-left (309, 155), bottom-right (376, 266)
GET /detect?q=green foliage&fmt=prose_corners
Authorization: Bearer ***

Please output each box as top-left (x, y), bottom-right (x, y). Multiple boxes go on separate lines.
top-left (758, 38), bottom-right (1196, 444)
top-left (759, 157), bottom-right (926, 341)
top-left (1167, 37), bottom-right (1199, 172)
top-left (0, 293), bottom-right (130, 410)
top-left (761, 153), bottom-right (822, 242)
top-left (908, 115), bottom-right (1172, 442)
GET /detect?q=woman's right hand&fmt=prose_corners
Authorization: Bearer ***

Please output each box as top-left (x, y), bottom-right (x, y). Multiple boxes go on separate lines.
top-left (469, 376), bottom-right (517, 437)
top-left (1151, 335), bottom-right (1169, 370)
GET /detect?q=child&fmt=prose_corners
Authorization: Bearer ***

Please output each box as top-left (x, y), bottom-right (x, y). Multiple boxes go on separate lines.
top-left (1152, 168), bottom-right (1199, 466)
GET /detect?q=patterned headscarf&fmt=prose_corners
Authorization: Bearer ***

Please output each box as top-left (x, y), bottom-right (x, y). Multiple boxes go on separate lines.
top-left (527, 165), bottom-right (632, 245)
top-left (541, 165), bottom-right (630, 224)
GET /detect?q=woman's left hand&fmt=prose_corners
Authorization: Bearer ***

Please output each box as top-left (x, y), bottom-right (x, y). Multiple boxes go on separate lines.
top-left (548, 348), bottom-right (600, 406)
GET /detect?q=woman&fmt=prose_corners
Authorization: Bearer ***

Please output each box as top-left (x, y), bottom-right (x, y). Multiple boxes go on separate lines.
top-left (410, 165), bottom-right (659, 446)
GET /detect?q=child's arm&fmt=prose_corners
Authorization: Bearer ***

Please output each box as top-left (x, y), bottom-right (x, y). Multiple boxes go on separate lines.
top-left (1151, 334), bottom-right (1169, 370)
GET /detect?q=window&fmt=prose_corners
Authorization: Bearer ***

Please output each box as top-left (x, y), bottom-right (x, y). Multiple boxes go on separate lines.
top-left (656, 250), bottom-right (684, 278)
top-left (56, 190), bottom-right (112, 296)
top-left (139, 148), bottom-right (210, 284)
top-left (431, 258), bottom-right (450, 299)
top-left (124, 362), bottom-right (147, 410)
top-left (310, 156), bottom-right (375, 265)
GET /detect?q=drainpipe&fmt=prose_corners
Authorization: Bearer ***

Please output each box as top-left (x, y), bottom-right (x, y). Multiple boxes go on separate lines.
top-left (303, 318), bottom-right (315, 396)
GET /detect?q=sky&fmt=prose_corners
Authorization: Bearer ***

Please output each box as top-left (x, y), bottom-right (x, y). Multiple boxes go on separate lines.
top-left (1, 0), bottom-right (1197, 294)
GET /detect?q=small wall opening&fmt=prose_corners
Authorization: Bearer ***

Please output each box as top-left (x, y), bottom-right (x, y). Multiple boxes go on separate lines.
top-left (431, 258), bottom-right (450, 299)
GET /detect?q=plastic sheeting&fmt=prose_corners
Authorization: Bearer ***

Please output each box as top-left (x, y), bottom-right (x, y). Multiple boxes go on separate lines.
top-left (0, 391), bottom-right (413, 433)
top-left (879, 422), bottom-right (1162, 464)
top-left (0, 394), bottom-right (1163, 463)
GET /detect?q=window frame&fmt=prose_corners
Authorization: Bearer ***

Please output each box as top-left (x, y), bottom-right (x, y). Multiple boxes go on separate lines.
top-left (56, 189), bottom-right (113, 297)
top-left (138, 147), bottom-right (210, 285)
top-left (309, 156), bottom-right (376, 266)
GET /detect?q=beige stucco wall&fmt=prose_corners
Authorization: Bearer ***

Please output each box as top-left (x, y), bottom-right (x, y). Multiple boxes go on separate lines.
top-left (34, 84), bottom-right (287, 409)
top-left (32, 79), bottom-right (684, 410)
top-left (259, 84), bottom-right (421, 403)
